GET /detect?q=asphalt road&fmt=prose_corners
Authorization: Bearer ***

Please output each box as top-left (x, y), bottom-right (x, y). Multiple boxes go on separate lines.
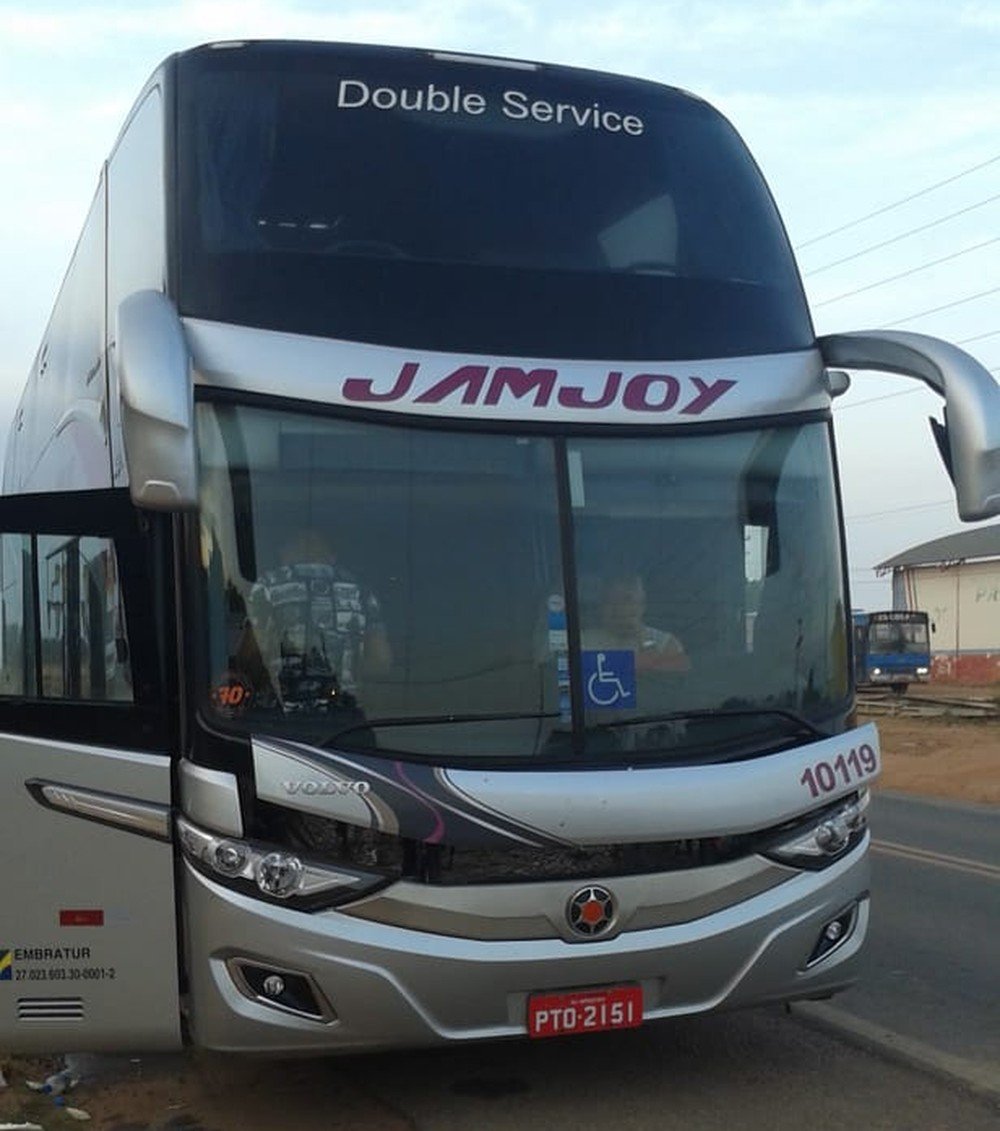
top-left (344, 1005), bottom-right (1000, 1131)
top-left (73, 1005), bottom-right (999, 1131)
top-left (796, 791), bottom-right (1000, 1097)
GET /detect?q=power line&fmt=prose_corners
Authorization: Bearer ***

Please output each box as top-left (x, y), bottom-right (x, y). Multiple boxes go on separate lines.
top-left (956, 329), bottom-right (1000, 345)
top-left (881, 285), bottom-right (1000, 328)
top-left (795, 153), bottom-right (1000, 250)
top-left (833, 388), bottom-right (926, 412)
top-left (846, 499), bottom-right (953, 522)
top-left (801, 192), bottom-right (1000, 276)
top-left (812, 236), bottom-right (1000, 307)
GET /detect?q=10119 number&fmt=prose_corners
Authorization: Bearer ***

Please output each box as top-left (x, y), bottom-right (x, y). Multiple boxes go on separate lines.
top-left (800, 744), bottom-right (877, 798)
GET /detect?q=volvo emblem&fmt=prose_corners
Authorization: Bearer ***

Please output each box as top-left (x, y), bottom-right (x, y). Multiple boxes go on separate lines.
top-left (567, 885), bottom-right (617, 937)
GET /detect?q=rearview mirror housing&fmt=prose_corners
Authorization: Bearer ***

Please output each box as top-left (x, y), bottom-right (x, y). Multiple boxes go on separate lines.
top-left (818, 330), bottom-right (1000, 522)
top-left (116, 290), bottom-right (198, 511)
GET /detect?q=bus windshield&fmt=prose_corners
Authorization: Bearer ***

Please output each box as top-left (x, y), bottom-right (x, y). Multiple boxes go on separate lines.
top-left (176, 43), bottom-right (812, 358)
top-left (869, 618), bottom-right (929, 654)
top-left (197, 405), bottom-right (848, 764)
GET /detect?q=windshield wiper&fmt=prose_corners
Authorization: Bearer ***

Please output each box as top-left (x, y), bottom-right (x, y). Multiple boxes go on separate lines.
top-left (322, 710), bottom-right (560, 748)
top-left (320, 707), bottom-right (825, 761)
top-left (588, 707), bottom-right (826, 741)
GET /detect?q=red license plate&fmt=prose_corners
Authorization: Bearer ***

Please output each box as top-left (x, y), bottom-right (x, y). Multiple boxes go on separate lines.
top-left (527, 984), bottom-right (643, 1039)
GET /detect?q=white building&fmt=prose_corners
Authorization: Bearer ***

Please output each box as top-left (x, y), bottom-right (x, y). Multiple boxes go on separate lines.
top-left (877, 525), bottom-right (1000, 684)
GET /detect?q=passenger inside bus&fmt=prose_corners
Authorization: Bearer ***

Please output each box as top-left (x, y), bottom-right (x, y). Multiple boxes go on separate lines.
top-left (239, 528), bottom-right (392, 713)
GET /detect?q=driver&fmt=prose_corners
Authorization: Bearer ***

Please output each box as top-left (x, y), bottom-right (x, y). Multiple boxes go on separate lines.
top-left (581, 573), bottom-right (690, 672)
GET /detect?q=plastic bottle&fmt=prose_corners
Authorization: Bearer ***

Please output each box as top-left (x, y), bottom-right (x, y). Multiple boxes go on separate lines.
top-left (40, 1068), bottom-right (76, 1095)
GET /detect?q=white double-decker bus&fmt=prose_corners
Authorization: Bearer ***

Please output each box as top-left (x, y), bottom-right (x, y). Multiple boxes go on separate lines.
top-left (2, 41), bottom-right (997, 1054)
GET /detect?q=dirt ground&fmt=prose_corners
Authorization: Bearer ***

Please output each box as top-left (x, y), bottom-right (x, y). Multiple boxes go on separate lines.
top-left (2, 696), bottom-right (996, 1129)
top-left (870, 713), bottom-right (999, 804)
top-left (866, 684), bottom-right (1000, 805)
top-left (0, 1051), bottom-right (410, 1131)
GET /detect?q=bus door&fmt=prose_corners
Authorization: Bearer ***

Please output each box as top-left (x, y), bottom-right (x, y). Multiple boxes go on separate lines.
top-left (0, 489), bottom-right (181, 1051)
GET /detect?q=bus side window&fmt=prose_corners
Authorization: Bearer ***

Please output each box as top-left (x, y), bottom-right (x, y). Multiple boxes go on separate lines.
top-left (0, 533), bottom-right (133, 704)
top-left (0, 533), bottom-right (38, 696)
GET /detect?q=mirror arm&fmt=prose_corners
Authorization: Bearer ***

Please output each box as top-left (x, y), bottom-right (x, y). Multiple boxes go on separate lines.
top-left (818, 330), bottom-right (1000, 523)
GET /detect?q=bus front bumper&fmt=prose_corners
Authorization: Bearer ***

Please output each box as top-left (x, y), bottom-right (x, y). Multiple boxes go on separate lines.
top-left (181, 847), bottom-right (870, 1053)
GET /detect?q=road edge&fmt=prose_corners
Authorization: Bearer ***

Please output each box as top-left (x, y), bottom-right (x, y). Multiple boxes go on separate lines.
top-left (791, 1001), bottom-right (1000, 1108)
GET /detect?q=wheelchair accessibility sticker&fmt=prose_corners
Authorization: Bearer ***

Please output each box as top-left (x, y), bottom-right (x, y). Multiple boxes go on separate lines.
top-left (582, 650), bottom-right (636, 709)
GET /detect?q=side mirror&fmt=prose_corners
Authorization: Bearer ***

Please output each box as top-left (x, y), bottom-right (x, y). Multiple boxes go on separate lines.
top-left (115, 290), bottom-right (198, 510)
top-left (819, 330), bottom-right (1000, 522)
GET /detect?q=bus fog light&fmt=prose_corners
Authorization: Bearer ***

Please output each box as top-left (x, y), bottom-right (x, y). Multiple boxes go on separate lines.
top-left (262, 974), bottom-right (286, 998)
top-left (805, 903), bottom-right (858, 967)
top-left (227, 958), bottom-right (336, 1023)
top-left (255, 852), bottom-right (303, 898)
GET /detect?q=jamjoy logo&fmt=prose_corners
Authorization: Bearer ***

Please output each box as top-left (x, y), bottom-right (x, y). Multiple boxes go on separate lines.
top-left (341, 362), bottom-right (736, 416)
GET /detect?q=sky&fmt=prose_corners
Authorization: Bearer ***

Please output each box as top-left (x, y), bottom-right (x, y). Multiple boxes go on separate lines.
top-left (1, 0), bottom-right (998, 606)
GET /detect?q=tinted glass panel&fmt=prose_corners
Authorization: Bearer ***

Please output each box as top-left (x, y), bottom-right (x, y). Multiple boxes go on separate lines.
top-left (177, 43), bottom-right (812, 358)
top-left (1, 532), bottom-right (132, 703)
top-left (570, 427), bottom-right (848, 756)
top-left (197, 404), bottom-right (848, 764)
top-left (0, 534), bottom-right (37, 696)
top-left (870, 619), bottom-right (929, 654)
top-left (197, 404), bottom-right (563, 756)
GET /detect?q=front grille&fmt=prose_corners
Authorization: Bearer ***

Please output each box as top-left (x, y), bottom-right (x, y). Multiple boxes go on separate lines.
top-left (273, 805), bottom-right (760, 885)
top-left (425, 837), bottom-right (757, 884)
top-left (262, 793), bottom-right (860, 887)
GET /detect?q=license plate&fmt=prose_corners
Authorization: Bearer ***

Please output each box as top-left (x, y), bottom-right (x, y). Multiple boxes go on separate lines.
top-left (527, 984), bottom-right (643, 1039)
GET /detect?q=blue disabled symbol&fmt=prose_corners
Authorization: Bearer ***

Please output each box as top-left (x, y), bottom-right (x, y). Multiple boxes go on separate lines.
top-left (582, 650), bottom-right (636, 709)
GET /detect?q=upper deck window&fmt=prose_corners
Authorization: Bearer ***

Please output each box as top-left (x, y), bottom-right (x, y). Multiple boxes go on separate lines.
top-left (176, 43), bottom-right (813, 359)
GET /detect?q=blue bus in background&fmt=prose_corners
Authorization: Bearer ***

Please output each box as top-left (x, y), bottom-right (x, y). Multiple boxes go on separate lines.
top-left (853, 610), bottom-right (931, 694)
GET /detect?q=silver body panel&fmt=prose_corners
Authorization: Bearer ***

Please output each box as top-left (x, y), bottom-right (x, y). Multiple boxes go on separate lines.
top-left (342, 856), bottom-right (792, 941)
top-left (173, 726), bottom-right (880, 1051)
top-left (182, 843), bottom-right (870, 1053)
top-left (0, 733), bottom-right (180, 1051)
top-left (253, 725), bottom-right (880, 843)
top-left (179, 759), bottom-right (244, 837)
top-left (186, 318), bottom-right (832, 425)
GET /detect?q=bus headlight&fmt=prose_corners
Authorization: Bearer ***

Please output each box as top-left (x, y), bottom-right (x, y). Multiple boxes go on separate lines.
top-left (916, 667), bottom-right (929, 676)
top-left (763, 791), bottom-right (869, 870)
top-left (212, 841), bottom-right (251, 877)
top-left (255, 852), bottom-right (303, 898)
top-left (177, 816), bottom-right (389, 909)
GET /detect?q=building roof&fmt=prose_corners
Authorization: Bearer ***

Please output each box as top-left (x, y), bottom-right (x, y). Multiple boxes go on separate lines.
top-left (877, 524), bottom-right (1000, 571)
